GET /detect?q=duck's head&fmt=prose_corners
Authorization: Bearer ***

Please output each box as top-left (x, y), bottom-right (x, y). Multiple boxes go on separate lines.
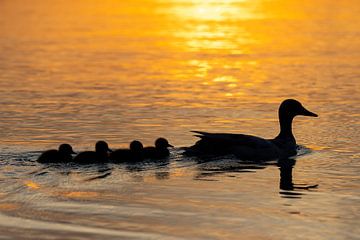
top-left (130, 140), bottom-right (143, 152)
top-left (58, 144), bottom-right (76, 155)
top-left (95, 141), bottom-right (112, 154)
top-left (279, 99), bottom-right (318, 119)
top-left (155, 138), bottom-right (173, 149)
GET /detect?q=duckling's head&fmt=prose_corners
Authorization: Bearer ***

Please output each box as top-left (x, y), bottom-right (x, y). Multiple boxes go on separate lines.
top-left (59, 144), bottom-right (76, 155)
top-left (155, 138), bottom-right (173, 149)
top-left (95, 141), bottom-right (112, 154)
top-left (130, 140), bottom-right (143, 152)
top-left (279, 99), bottom-right (318, 119)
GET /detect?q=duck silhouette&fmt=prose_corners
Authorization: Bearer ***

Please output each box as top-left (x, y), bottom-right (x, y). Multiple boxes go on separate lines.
top-left (109, 140), bottom-right (144, 162)
top-left (143, 138), bottom-right (173, 159)
top-left (74, 141), bottom-right (112, 163)
top-left (37, 144), bottom-right (76, 163)
top-left (184, 99), bottom-right (318, 160)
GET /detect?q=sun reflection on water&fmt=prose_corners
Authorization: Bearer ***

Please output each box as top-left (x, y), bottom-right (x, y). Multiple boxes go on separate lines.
top-left (159, 0), bottom-right (269, 99)
top-left (166, 0), bottom-right (259, 52)
top-left (167, 0), bottom-right (261, 21)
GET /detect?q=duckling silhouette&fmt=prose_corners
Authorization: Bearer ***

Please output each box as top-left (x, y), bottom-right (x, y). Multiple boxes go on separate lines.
top-left (74, 141), bottom-right (112, 164)
top-left (37, 144), bottom-right (75, 163)
top-left (184, 99), bottom-right (318, 160)
top-left (143, 138), bottom-right (173, 159)
top-left (109, 140), bottom-right (144, 162)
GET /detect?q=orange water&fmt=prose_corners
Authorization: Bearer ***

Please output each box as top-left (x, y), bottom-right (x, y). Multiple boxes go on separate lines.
top-left (0, 0), bottom-right (359, 239)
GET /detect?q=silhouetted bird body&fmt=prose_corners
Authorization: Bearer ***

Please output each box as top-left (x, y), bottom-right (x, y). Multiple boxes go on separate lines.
top-left (37, 144), bottom-right (75, 163)
top-left (143, 138), bottom-right (173, 159)
top-left (109, 140), bottom-right (144, 162)
top-left (74, 141), bottom-right (111, 164)
top-left (184, 99), bottom-right (318, 160)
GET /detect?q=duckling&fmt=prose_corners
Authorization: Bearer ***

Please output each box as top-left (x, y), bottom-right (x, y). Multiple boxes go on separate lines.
top-left (184, 99), bottom-right (318, 160)
top-left (37, 144), bottom-right (75, 163)
top-left (74, 141), bottom-right (112, 163)
top-left (143, 138), bottom-right (173, 159)
top-left (109, 140), bottom-right (144, 162)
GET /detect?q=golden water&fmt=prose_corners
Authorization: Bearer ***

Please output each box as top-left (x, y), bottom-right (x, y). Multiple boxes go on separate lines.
top-left (0, 0), bottom-right (359, 239)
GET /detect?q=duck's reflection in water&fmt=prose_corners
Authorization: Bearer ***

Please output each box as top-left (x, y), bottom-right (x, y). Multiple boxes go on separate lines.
top-left (278, 158), bottom-right (318, 198)
top-left (278, 158), bottom-right (296, 191)
top-left (31, 151), bottom-right (318, 195)
top-left (193, 155), bottom-right (318, 197)
top-left (193, 155), bottom-right (272, 180)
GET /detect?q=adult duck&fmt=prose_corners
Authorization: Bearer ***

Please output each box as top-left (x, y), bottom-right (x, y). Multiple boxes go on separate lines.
top-left (74, 141), bottom-right (112, 163)
top-left (143, 138), bottom-right (173, 159)
top-left (37, 144), bottom-right (76, 163)
top-left (183, 99), bottom-right (318, 160)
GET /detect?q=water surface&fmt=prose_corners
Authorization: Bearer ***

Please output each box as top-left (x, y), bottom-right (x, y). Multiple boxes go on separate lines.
top-left (0, 0), bottom-right (359, 239)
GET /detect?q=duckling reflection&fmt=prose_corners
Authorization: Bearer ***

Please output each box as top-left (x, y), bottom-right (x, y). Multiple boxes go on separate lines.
top-left (84, 167), bottom-right (113, 181)
top-left (32, 160), bottom-right (113, 182)
top-left (122, 156), bottom-right (171, 181)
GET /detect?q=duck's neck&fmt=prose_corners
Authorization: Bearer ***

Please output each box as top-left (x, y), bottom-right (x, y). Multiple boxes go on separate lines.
top-left (276, 114), bottom-right (295, 142)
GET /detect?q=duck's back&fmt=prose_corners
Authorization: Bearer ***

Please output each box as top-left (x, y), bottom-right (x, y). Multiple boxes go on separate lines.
top-left (143, 147), bottom-right (169, 159)
top-left (37, 150), bottom-right (69, 163)
top-left (74, 151), bottom-right (105, 164)
top-left (110, 149), bottom-right (143, 162)
top-left (143, 147), bottom-right (156, 159)
top-left (109, 149), bottom-right (131, 161)
top-left (184, 131), bottom-right (280, 160)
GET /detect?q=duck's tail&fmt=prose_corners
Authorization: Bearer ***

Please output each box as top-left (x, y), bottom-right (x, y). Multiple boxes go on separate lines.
top-left (190, 130), bottom-right (210, 138)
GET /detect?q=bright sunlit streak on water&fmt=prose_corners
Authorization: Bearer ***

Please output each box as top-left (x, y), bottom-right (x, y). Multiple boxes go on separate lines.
top-left (167, 0), bottom-right (260, 21)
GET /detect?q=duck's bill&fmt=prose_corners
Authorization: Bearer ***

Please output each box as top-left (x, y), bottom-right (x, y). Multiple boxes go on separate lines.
top-left (71, 151), bottom-right (76, 154)
top-left (302, 108), bottom-right (318, 117)
top-left (168, 144), bottom-right (174, 148)
top-left (108, 148), bottom-right (113, 153)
